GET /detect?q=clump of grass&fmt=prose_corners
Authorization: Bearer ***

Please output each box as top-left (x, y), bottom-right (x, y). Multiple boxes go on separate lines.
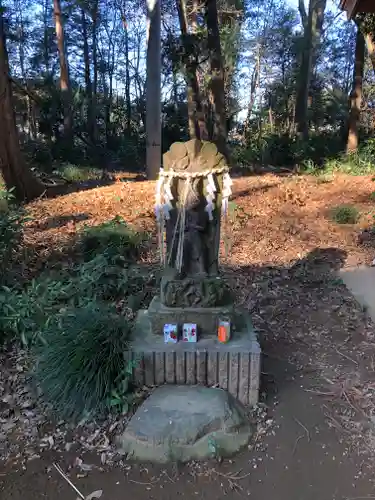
top-left (55, 163), bottom-right (102, 183)
top-left (316, 172), bottom-right (334, 184)
top-left (331, 205), bottom-right (360, 224)
top-left (33, 303), bottom-right (134, 420)
top-left (321, 151), bottom-right (375, 176)
top-left (369, 191), bottom-right (375, 201)
top-left (81, 216), bottom-right (148, 260)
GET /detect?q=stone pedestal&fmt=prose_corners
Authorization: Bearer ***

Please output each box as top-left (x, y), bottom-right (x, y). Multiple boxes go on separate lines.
top-left (148, 296), bottom-right (234, 336)
top-left (129, 309), bottom-right (261, 407)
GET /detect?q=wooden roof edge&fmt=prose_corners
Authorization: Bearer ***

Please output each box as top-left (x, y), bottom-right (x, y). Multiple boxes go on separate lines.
top-left (339, 0), bottom-right (359, 19)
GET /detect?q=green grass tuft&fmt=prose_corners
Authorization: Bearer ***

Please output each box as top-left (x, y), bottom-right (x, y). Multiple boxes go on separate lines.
top-left (81, 216), bottom-right (148, 260)
top-left (330, 205), bottom-right (360, 225)
top-left (33, 303), bottom-right (134, 420)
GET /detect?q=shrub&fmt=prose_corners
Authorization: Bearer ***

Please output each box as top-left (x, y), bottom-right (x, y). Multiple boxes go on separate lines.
top-left (331, 205), bottom-right (360, 224)
top-left (33, 303), bottom-right (134, 420)
top-left (0, 188), bottom-right (27, 280)
top-left (0, 277), bottom-right (71, 346)
top-left (0, 253), bottom-right (154, 347)
top-left (81, 216), bottom-right (148, 260)
top-left (55, 163), bottom-right (103, 183)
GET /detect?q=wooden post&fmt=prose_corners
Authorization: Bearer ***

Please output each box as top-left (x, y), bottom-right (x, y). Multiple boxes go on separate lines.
top-left (146, 0), bottom-right (161, 180)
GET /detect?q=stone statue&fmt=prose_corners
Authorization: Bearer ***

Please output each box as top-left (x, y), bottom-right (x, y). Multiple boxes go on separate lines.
top-left (180, 177), bottom-right (208, 277)
top-left (155, 139), bottom-right (232, 309)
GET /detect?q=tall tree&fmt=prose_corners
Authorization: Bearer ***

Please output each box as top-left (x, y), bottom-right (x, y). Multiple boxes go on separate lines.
top-left (176, 0), bottom-right (206, 140)
top-left (119, 0), bottom-right (131, 131)
top-left (295, 0), bottom-right (327, 140)
top-left (205, 0), bottom-right (227, 157)
top-left (146, 0), bottom-right (161, 179)
top-left (81, 6), bottom-right (94, 139)
top-left (53, 0), bottom-right (72, 139)
top-left (346, 24), bottom-right (365, 153)
top-left (0, 7), bottom-right (44, 201)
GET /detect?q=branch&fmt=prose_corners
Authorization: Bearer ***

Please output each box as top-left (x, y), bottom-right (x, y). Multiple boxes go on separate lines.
top-left (298, 0), bottom-right (307, 30)
top-left (10, 77), bottom-right (43, 106)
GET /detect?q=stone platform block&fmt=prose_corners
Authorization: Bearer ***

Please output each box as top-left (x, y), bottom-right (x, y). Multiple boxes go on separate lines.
top-left (129, 309), bottom-right (261, 407)
top-left (148, 296), bottom-right (234, 336)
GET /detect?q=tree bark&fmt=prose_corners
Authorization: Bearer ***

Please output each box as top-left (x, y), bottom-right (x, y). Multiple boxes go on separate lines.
top-left (81, 8), bottom-right (94, 140)
top-left (295, 0), bottom-right (327, 140)
top-left (176, 0), bottom-right (206, 140)
top-left (347, 27), bottom-right (365, 154)
top-left (0, 12), bottom-right (45, 202)
top-left (365, 33), bottom-right (375, 77)
top-left (146, 0), bottom-right (161, 180)
top-left (204, 0), bottom-right (228, 158)
top-left (43, 0), bottom-right (50, 76)
top-left (91, 0), bottom-right (99, 142)
top-left (244, 43), bottom-right (261, 137)
top-left (120, 6), bottom-right (132, 131)
top-left (53, 0), bottom-right (73, 139)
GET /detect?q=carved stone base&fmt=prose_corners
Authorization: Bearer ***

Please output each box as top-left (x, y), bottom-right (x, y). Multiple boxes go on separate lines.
top-left (160, 276), bottom-right (232, 308)
top-left (129, 308), bottom-right (261, 407)
top-left (148, 296), bottom-right (234, 336)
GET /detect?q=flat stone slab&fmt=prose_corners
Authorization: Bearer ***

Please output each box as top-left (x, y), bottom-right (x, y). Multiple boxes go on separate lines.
top-left (129, 309), bottom-right (261, 406)
top-left (339, 266), bottom-right (375, 321)
top-left (117, 386), bottom-right (253, 463)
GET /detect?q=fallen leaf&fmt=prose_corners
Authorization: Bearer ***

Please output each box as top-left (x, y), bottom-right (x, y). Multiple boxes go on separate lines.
top-left (85, 490), bottom-right (103, 500)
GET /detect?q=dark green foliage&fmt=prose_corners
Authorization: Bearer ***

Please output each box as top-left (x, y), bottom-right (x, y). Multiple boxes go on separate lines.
top-left (55, 163), bottom-right (103, 183)
top-left (33, 303), bottom-right (133, 420)
top-left (331, 205), bottom-right (360, 225)
top-left (81, 216), bottom-right (148, 260)
top-left (232, 131), bottom-right (375, 174)
top-left (0, 252), bottom-right (156, 347)
top-left (0, 189), bottom-right (28, 281)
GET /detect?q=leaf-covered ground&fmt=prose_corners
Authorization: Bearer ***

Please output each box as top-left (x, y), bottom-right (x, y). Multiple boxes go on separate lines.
top-left (3, 172), bottom-right (375, 499)
top-left (23, 173), bottom-right (375, 269)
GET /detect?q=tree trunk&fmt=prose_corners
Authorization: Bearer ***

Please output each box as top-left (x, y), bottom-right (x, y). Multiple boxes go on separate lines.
top-left (189, 0), bottom-right (208, 140)
top-left (91, 0), bottom-right (99, 142)
top-left (295, 0), bottom-right (326, 140)
top-left (244, 43), bottom-right (261, 137)
top-left (347, 27), bottom-right (365, 154)
top-left (365, 33), bottom-right (375, 77)
top-left (43, 0), bottom-right (50, 75)
top-left (120, 8), bottom-right (132, 131)
top-left (146, 0), bottom-right (161, 180)
top-left (176, 0), bottom-right (203, 139)
top-left (204, 0), bottom-right (227, 157)
top-left (81, 8), bottom-right (94, 140)
top-left (0, 12), bottom-right (44, 202)
top-left (53, 0), bottom-right (72, 139)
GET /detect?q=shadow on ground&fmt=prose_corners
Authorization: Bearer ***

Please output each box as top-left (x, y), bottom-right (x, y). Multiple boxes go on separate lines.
top-left (44, 173), bottom-right (147, 200)
top-left (2, 246), bottom-right (375, 500)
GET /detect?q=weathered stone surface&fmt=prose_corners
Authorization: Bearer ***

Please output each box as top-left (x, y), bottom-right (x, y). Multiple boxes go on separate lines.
top-left (160, 275), bottom-right (232, 308)
top-left (131, 309), bottom-right (261, 406)
top-left (163, 139), bottom-right (225, 285)
top-left (148, 296), bottom-right (234, 336)
top-left (117, 386), bottom-right (253, 463)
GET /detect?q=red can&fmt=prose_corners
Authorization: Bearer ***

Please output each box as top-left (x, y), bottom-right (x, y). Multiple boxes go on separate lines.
top-left (218, 319), bottom-right (231, 343)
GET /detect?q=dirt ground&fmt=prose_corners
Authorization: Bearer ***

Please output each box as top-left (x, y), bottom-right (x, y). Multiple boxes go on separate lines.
top-left (2, 172), bottom-right (375, 499)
